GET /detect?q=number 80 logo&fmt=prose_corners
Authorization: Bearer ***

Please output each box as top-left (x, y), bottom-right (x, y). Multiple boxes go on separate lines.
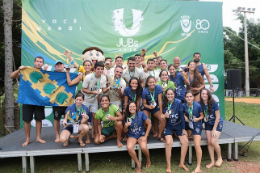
top-left (195, 19), bottom-right (210, 30)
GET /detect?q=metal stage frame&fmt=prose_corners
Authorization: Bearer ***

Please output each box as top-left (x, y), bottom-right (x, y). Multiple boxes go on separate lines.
top-left (0, 120), bottom-right (260, 173)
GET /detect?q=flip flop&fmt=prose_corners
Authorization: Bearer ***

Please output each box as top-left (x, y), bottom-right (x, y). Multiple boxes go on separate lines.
top-left (79, 142), bottom-right (85, 147)
top-left (63, 141), bottom-right (69, 147)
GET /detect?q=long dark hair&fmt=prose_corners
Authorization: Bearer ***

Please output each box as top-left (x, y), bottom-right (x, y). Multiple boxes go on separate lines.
top-left (145, 76), bottom-right (156, 88)
top-left (159, 70), bottom-right (168, 78)
top-left (187, 61), bottom-right (200, 87)
top-left (75, 90), bottom-right (84, 100)
top-left (163, 88), bottom-right (175, 108)
top-left (125, 101), bottom-right (139, 122)
top-left (129, 77), bottom-right (143, 97)
top-left (200, 88), bottom-right (215, 114)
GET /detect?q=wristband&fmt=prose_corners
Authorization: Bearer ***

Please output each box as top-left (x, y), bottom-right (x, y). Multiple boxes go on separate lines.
top-left (71, 60), bottom-right (75, 65)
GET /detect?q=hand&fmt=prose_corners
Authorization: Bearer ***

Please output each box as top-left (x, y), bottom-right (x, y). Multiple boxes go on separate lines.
top-left (190, 87), bottom-right (199, 93)
top-left (107, 116), bottom-right (115, 121)
top-left (181, 71), bottom-right (186, 77)
top-left (63, 50), bottom-right (72, 59)
top-left (150, 105), bottom-right (155, 109)
top-left (164, 113), bottom-right (169, 119)
top-left (139, 136), bottom-right (147, 141)
top-left (210, 86), bottom-right (214, 93)
top-left (82, 113), bottom-right (89, 120)
top-left (62, 120), bottom-right (67, 127)
top-left (66, 68), bottom-right (70, 72)
top-left (193, 117), bottom-right (198, 123)
top-left (43, 64), bottom-right (49, 71)
top-left (125, 122), bottom-right (131, 127)
top-left (117, 88), bottom-right (122, 94)
top-left (153, 51), bottom-right (157, 56)
top-left (212, 129), bottom-right (217, 138)
top-left (18, 66), bottom-right (26, 71)
top-left (92, 91), bottom-right (100, 95)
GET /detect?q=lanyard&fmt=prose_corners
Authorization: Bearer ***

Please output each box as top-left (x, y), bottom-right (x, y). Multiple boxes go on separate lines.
top-left (187, 102), bottom-right (193, 119)
top-left (76, 105), bottom-right (84, 115)
top-left (128, 68), bottom-right (135, 78)
top-left (102, 108), bottom-right (109, 115)
top-left (130, 114), bottom-right (136, 119)
top-left (113, 76), bottom-right (120, 87)
top-left (150, 89), bottom-right (156, 102)
top-left (131, 90), bottom-right (136, 102)
top-left (148, 70), bottom-right (155, 77)
top-left (204, 105), bottom-right (208, 116)
top-left (167, 101), bottom-right (173, 110)
top-left (94, 73), bottom-right (101, 89)
top-left (188, 73), bottom-right (194, 86)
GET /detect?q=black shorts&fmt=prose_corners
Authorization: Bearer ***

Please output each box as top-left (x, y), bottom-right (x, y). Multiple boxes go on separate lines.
top-left (22, 104), bottom-right (45, 122)
top-left (53, 106), bottom-right (67, 120)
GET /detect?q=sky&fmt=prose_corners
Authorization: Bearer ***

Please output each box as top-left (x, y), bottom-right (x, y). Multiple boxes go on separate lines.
top-left (200, 0), bottom-right (260, 33)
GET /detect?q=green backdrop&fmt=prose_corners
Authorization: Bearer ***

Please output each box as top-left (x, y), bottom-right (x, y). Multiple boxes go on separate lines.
top-left (21, 0), bottom-right (224, 127)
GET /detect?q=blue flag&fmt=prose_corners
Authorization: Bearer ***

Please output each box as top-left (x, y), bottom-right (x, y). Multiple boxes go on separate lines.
top-left (17, 67), bottom-right (78, 106)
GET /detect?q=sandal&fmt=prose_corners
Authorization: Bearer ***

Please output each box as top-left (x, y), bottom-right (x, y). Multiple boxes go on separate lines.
top-left (79, 142), bottom-right (85, 147)
top-left (63, 140), bottom-right (69, 147)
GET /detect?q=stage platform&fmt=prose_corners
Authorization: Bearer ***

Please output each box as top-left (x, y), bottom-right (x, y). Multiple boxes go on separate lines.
top-left (0, 120), bottom-right (260, 173)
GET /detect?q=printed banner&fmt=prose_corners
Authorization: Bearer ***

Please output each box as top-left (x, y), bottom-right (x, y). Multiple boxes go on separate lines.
top-left (22, 0), bottom-right (225, 118)
top-left (17, 67), bottom-right (78, 106)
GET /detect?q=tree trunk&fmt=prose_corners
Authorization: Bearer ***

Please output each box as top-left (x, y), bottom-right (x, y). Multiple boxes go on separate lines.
top-left (3, 0), bottom-right (15, 134)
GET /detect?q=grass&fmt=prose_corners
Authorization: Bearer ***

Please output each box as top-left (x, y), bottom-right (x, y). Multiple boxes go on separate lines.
top-left (0, 100), bottom-right (260, 172)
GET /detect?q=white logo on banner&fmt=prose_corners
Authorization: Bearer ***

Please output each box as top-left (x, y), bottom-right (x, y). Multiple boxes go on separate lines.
top-left (196, 19), bottom-right (210, 34)
top-left (204, 74), bottom-right (219, 83)
top-left (112, 8), bottom-right (143, 37)
top-left (207, 64), bottom-right (218, 73)
top-left (180, 15), bottom-right (191, 33)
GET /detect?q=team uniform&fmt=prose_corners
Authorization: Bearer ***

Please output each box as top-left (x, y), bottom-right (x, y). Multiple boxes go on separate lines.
top-left (183, 101), bottom-right (203, 135)
top-left (163, 98), bottom-right (185, 136)
top-left (95, 105), bottom-right (120, 137)
top-left (126, 111), bottom-right (147, 139)
top-left (82, 73), bottom-right (107, 113)
top-left (63, 103), bottom-right (88, 134)
top-left (142, 85), bottom-right (163, 115)
top-left (123, 86), bottom-right (142, 103)
top-left (200, 101), bottom-right (223, 132)
top-left (169, 73), bottom-right (186, 102)
top-left (143, 70), bottom-right (160, 84)
top-left (106, 75), bottom-right (126, 111)
top-left (122, 68), bottom-right (144, 86)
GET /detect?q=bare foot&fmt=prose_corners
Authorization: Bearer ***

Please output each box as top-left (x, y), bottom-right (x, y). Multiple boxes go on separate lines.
top-left (166, 167), bottom-right (171, 173)
top-left (78, 140), bottom-right (85, 147)
top-left (36, 138), bottom-right (46, 144)
top-left (192, 168), bottom-right (202, 173)
top-left (146, 159), bottom-right (151, 168)
top-left (22, 140), bottom-right (30, 147)
top-left (179, 164), bottom-right (189, 172)
top-left (63, 142), bottom-right (69, 147)
top-left (55, 138), bottom-right (60, 143)
top-left (153, 133), bottom-right (158, 138)
top-left (215, 158), bottom-right (223, 167)
top-left (136, 161), bottom-right (141, 173)
top-left (123, 137), bottom-right (127, 142)
top-left (206, 162), bottom-right (215, 169)
top-left (85, 138), bottom-right (91, 144)
top-left (117, 140), bottom-right (123, 147)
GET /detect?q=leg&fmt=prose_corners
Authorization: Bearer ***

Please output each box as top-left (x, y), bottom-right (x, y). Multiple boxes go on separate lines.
top-left (193, 93), bottom-right (200, 102)
top-left (165, 135), bottom-right (173, 173)
top-left (127, 137), bottom-right (140, 173)
top-left (138, 137), bottom-right (151, 168)
top-left (178, 135), bottom-right (189, 172)
top-left (92, 113), bottom-right (97, 138)
top-left (35, 120), bottom-right (46, 144)
top-left (60, 129), bottom-right (71, 146)
top-left (54, 119), bottom-right (61, 142)
top-left (115, 121), bottom-right (123, 147)
top-left (153, 111), bottom-right (165, 139)
top-left (78, 124), bottom-right (89, 147)
top-left (205, 130), bottom-right (215, 169)
top-left (193, 135), bottom-right (202, 173)
top-left (211, 131), bottom-right (222, 166)
top-left (22, 121), bottom-right (31, 147)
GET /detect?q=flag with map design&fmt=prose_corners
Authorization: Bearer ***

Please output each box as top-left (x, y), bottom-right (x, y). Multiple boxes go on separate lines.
top-left (17, 67), bottom-right (78, 106)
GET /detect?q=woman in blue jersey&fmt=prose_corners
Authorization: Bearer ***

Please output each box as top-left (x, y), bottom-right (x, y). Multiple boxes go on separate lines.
top-left (183, 90), bottom-right (204, 173)
top-left (142, 76), bottom-right (165, 140)
top-left (200, 88), bottom-right (223, 168)
top-left (60, 91), bottom-right (89, 147)
top-left (186, 61), bottom-right (205, 102)
top-left (168, 64), bottom-right (189, 103)
top-left (162, 88), bottom-right (189, 173)
top-left (123, 77), bottom-right (143, 112)
top-left (124, 101), bottom-right (152, 173)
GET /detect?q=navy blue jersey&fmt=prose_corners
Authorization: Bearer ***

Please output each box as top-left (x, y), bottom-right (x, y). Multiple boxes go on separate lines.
top-left (199, 101), bottom-right (223, 126)
top-left (126, 111), bottom-right (147, 139)
top-left (183, 101), bottom-right (203, 126)
top-left (142, 85), bottom-right (162, 105)
top-left (169, 73), bottom-right (186, 101)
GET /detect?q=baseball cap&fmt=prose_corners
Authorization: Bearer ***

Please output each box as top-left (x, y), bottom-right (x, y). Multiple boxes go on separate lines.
top-left (55, 61), bottom-right (64, 65)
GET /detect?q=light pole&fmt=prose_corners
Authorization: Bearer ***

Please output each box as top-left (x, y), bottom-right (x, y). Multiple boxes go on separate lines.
top-left (237, 7), bottom-right (255, 97)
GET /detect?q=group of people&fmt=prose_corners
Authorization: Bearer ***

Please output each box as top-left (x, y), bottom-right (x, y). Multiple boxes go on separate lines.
top-left (11, 51), bottom-right (223, 173)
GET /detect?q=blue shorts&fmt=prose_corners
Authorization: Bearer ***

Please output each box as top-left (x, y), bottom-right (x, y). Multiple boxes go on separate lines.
top-left (205, 122), bottom-right (223, 132)
top-left (64, 125), bottom-right (73, 134)
top-left (127, 132), bottom-right (145, 139)
top-left (143, 106), bottom-right (160, 115)
top-left (185, 122), bottom-right (192, 130)
top-left (192, 123), bottom-right (202, 136)
top-left (164, 123), bottom-right (183, 136)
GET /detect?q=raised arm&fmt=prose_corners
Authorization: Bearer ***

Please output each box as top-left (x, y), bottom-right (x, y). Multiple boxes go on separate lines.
top-left (64, 50), bottom-right (80, 69)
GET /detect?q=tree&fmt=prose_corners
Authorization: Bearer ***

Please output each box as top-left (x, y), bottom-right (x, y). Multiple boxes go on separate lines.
top-left (3, 0), bottom-right (15, 134)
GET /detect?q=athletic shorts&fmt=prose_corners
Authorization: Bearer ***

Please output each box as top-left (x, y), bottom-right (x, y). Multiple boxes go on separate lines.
top-left (143, 106), bottom-right (160, 115)
top-left (192, 123), bottom-right (203, 136)
top-left (101, 126), bottom-right (115, 137)
top-left (84, 102), bottom-right (98, 114)
top-left (64, 125), bottom-right (73, 134)
top-left (22, 104), bottom-right (45, 122)
top-left (164, 123), bottom-right (183, 136)
top-left (127, 132), bottom-right (145, 139)
top-left (53, 106), bottom-right (67, 120)
top-left (205, 121), bottom-right (223, 132)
